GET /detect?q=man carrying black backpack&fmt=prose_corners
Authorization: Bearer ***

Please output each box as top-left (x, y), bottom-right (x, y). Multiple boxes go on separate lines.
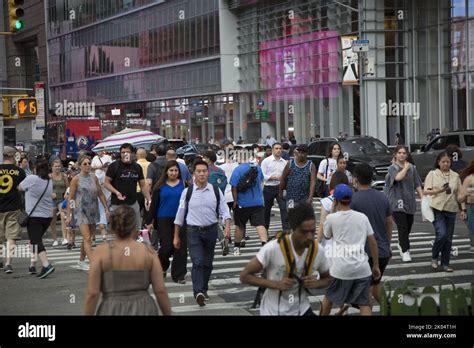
top-left (230, 150), bottom-right (268, 256)
top-left (173, 160), bottom-right (231, 307)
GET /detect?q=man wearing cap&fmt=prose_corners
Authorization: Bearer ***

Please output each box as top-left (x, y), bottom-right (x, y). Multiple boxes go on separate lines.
top-left (320, 184), bottom-right (381, 316)
top-left (0, 147), bottom-right (26, 273)
top-left (280, 144), bottom-right (316, 208)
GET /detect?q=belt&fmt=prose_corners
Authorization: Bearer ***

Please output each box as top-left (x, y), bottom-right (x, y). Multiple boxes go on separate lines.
top-left (187, 223), bottom-right (218, 231)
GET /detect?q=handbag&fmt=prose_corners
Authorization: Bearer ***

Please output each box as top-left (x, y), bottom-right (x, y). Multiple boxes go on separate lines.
top-left (316, 158), bottom-right (329, 198)
top-left (421, 195), bottom-right (434, 222)
top-left (17, 179), bottom-right (50, 227)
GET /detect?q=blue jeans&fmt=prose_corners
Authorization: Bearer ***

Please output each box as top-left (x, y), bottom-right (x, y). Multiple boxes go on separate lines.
top-left (432, 209), bottom-right (457, 267)
top-left (467, 204), bottom-right (474, 247)
top-left (187, 224), bottom-right (218, 297)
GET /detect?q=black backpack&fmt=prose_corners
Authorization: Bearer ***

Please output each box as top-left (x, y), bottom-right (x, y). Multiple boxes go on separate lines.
top-left (237, 166), bottom-right (259, 192)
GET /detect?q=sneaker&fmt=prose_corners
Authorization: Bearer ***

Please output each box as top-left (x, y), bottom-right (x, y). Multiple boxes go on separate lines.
top-left (221, 239), bottom-right (229, 256)
top-left (441, 266), bottom-right (454, 272)
top-left (431, 259), bottom-right (438, 270)
top-left (196, 293), bottom-right (206, 307)
top-left (4, 264), bottom-right (13, 274)
top-left (204, 292), bottom-right (210, 301)
top-left (175, 279), bottom-right (186, 285)
top-left (397, 244), bottom-right (403, 257)
top-left (61, 239), bottom-right (68, 246)
top-left (240, 239), bottom-right (246, 248)
top-left (67, 243), bottom-right (73, 250)
top-left (77, 261), bottom-right (89, 271)
top-left (401, 251), bottom-right (412, 262)
top-left (451, 246), bottom-right (458, 256)
top-left (72, 243), bottom-right (78, 249)
top-left (37, 264), bottom-right (55, 279)
top-left (29, 266), bottom-right (37, 274)
top-left (233, 247), bottom-right (241, 256)
top-left (52, 240), bottom-right (59, 247)
top-left (245, 235), bottom-right (250, 240)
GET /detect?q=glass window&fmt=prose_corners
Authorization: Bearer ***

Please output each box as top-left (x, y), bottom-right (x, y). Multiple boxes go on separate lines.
top-left (452, 0), bottom-right (466, 18)
top-left (464, 134), bottom-right (474, 146)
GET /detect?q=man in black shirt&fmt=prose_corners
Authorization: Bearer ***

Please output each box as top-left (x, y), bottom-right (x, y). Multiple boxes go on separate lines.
top-left (0, 147), bottom-right (26, 273)
top-left (105, 144), bottom-right (151, 230)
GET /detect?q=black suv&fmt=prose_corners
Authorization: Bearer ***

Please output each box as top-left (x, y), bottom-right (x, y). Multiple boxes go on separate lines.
top-left (412, 130), bottom-right (474, 180)
top-left (307, 136), bottom-right (393, 190)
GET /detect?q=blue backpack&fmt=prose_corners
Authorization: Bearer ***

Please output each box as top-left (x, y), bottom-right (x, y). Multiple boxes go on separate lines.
top-left (209, 168), bottom-right (228, 194)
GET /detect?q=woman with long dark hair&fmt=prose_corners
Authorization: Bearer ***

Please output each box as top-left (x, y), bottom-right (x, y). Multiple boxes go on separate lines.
top-left (145, 160), bottom-right (187, 284)
top-left (458, 160), bottom-right (474, 248)
top-left (424, 152), bottom-right (466, 272)
top-left (317, 142), bottom-right (342, 197)
top-left (18, 160), bottom-right (55, 278)
top-left (386, 145), bottom-right (423, 262)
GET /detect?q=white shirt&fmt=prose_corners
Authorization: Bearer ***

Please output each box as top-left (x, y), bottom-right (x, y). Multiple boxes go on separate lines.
top-left (94, 170), bottom-right (111, 201)
top-left (318, 158), bottom-right (337, 186)
top-left (92, 155), bottom-right (112, 177)
top-left (323, 210), bottom-right (374, 280)
top-left (261, 155), bottom-right (287, 186)
top-left (265, 137), bottom-right (277, 147)
top-left (256, 238), bottom-right (330, 316)
top-left (218, 161), bottom-right (239, 203)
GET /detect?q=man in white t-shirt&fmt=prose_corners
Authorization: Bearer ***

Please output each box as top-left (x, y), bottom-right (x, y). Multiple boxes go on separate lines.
top-left (91, 151), bottom-right (112, 177)
top-left (320, 184), bottom-right (380, 316)
top-left (240, 202), bottom-right (331, 316)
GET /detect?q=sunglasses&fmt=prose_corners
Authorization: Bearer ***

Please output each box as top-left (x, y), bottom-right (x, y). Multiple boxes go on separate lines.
top-left (82, 162), bottom-right (91, 166)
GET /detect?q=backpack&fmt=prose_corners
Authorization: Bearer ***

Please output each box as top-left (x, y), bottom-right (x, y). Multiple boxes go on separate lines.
top-left (251, 232), bottom-right (319, 312)
top-left (208, 168), bottom-right (228, 194)
top-left (237, 165), bottom-right (259, 192)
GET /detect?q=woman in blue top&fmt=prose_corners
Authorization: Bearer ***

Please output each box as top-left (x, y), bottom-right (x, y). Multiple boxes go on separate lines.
top-left (145, 161), bottom-right (187, 284)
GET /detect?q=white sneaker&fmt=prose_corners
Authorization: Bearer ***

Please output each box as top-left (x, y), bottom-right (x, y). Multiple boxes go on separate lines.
top-left (401, 251), bottom-right (412, 262)
top-left (61, 239), bottom-right (68, 246)
top-left (77, 261), bottom-right (90, 271)
top-left (233, 247), bottom-right (241, 256)
top-left (52, 240), bottom-right (59, 247)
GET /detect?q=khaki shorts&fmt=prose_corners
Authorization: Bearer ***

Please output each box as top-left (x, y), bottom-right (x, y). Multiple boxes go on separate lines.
top-left (0, 210), bottom-right (23, 243)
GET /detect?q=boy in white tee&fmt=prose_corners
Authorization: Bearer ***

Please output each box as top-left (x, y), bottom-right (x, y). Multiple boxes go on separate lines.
top-left (320, 184), bottom-right (381, 316)
top-left (240, 202), bottom-right (331, 315)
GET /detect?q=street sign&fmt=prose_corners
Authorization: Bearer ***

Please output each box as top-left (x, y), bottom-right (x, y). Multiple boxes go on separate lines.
top-left (257, 99), bottom-right (265, 107)
top-left (255, 109), bottom-right (268, 120)
top-left (352, 39), bottom-right (369, 52)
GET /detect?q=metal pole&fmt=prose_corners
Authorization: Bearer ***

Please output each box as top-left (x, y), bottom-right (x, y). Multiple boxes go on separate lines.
top-left (0, 87), bottom-right (34, 91)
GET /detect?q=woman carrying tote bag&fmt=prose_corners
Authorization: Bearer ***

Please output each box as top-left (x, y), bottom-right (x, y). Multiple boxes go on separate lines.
top-left (423, 152), bottom-right (466, 272)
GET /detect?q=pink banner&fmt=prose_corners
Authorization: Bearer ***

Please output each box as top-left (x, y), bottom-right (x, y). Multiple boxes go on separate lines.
top-left (260, 31), bottom-right (339, 100)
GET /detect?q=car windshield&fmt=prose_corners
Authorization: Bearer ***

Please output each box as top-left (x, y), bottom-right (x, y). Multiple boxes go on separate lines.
top-left (340, 138), bottom-right (391, 156)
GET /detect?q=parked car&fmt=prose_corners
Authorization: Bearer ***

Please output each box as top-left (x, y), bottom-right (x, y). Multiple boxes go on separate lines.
top-left (176, 143), bottom-right (221, 158)
top-left (307, 136), bottom-right (393, 190)
top-left (412, 130), bottom-right (474, 180)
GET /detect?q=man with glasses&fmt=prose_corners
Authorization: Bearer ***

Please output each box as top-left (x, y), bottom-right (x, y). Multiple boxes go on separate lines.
top-left (104, 143), bottom-right (151, 229)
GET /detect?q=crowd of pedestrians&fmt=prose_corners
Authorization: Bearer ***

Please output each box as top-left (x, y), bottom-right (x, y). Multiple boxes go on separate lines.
top-left (1, 133), bottom-right (472, 316)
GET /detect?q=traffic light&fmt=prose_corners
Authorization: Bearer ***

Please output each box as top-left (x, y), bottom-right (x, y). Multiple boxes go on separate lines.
top-left (8, 0), bottom-right (25, 32)
top-left (16, 98), bottom-right (38, 117)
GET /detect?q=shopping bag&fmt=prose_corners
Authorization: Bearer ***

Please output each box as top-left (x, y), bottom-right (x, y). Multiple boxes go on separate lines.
top-left (421, 196), bottom-right (434, 222)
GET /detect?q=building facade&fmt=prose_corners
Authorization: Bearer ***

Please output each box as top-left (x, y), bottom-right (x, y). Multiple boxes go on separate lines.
top-left (1, 0), bottom-right (47, 154)
top-left (45, 0), bottom-right (474, 153)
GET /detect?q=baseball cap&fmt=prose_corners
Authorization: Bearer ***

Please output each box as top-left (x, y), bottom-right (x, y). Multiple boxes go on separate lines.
top-left (333, 184), bottom-right (353, 201)
top-left (295, 144), bottom-right (308, 152)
